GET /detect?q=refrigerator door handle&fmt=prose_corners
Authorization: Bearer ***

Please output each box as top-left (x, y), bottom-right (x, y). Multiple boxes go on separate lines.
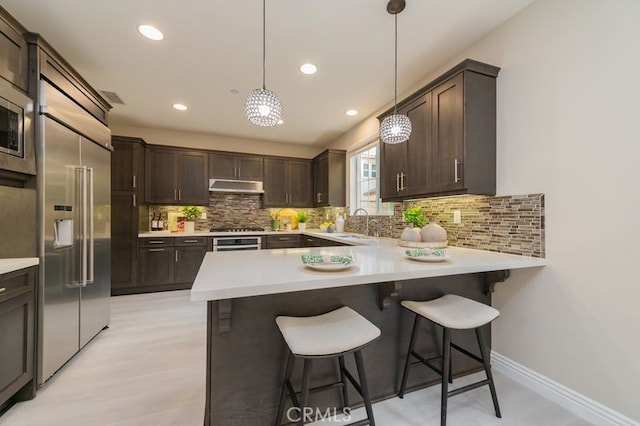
top-left (79, 165), bottom-right (88, 287)
top-left (87, 167), bottom-right (95, 284)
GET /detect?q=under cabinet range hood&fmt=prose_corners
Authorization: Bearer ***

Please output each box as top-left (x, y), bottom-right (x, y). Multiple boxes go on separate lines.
top-left (208, 179), bottom-right (264, 193)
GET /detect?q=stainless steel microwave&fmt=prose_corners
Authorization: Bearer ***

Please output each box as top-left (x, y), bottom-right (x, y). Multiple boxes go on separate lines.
top-left (0, 96), bottom-right (23, 157)
top-left (0, 79), bottom-right (34, 175)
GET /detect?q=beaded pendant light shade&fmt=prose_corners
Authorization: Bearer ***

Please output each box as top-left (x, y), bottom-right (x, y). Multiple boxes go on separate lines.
top-left (380, 0), bottom-right (412, 144)
top-left (245, 0), bottom-right (282, 126)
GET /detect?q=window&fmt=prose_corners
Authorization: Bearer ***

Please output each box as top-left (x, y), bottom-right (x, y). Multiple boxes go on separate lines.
top-left (348, 141), bottom-right (393, 215)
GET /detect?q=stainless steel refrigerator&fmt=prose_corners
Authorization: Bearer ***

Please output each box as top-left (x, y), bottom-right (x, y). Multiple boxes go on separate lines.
top-left (37, 81), bottom-right (111, 385)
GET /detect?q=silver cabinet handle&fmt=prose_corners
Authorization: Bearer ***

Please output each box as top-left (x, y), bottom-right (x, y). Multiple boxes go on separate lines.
top-left (317, 192), bottom-right (321, 203)
top-left (149, 248), bottom-right (164, 252)
top-left (133, 175), bottom-right (136, 189)
top-left (175, 250), bottom-right (178, 262)
top-left (401, 172), bottom-right (406, 191)
top-left (149, 240), bottom-right (165, 244)
top-left (396, 173), bottom-right (400, 192)
top-left (178, 189), bottom-right (182, 201)
top-left (133, 193), bottom-right (136, 207)
top-left (0, 287), bottom-right (6, 293)
top-left (182, 239), bottom-right (199, 243)
top-left (174, 188), bottom-right (178, 200)
top-left (454, 159), bottom-right (460, 183)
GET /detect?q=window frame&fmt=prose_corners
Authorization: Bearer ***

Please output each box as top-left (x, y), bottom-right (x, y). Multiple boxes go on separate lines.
top-left (346, 139), bottom-right (394, 216)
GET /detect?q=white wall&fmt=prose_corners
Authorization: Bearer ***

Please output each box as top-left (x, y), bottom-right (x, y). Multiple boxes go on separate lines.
top-left (331, 0), bottom-right (640, 421)
top-left (110, 123), bottom-right (321, 159)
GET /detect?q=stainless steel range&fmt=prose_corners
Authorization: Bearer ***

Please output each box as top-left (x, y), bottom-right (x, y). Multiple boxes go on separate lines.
top-left (211, 227), bottom-right (264, 251)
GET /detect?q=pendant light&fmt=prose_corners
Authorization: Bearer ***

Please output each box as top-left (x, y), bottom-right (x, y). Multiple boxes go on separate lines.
top-left (380, 0), bottom-right (412, 144)
top-left (245, 0), bottom-right (282, 126)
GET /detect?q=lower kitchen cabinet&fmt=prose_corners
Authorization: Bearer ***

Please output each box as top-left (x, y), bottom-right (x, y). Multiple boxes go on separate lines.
top-left (136, 237), bottom-right (208, 293)
top-left (302, 235), bottom-right (348, 247)
top-left (0, 267), bottom-right (36, 412)
top-left (265, 234), bottom-right (302, 249)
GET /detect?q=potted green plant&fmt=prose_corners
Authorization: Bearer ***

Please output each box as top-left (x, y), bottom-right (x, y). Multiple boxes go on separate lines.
top-left (181, 206), bottom-right (202, 233)
top-left (401, 207), bottom-right (426, 242)
top-left (296, 210), bottom-right (309, 231)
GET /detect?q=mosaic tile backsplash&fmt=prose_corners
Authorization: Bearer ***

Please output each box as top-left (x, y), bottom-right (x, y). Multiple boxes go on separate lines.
top-left (148, 193), bottom-right (544, 258)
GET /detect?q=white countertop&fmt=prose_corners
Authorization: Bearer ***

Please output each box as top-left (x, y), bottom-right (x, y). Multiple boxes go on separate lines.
top-left (190, 242), bottom-right (546, 302)
top-left (0, 257), bottom-right (39, 275)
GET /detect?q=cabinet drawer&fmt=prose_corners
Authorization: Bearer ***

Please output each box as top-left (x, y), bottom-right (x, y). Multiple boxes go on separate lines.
top-left (266, 234), bottom-right (301, 249)
top-left (0, 268), bottom-right (35, 303)
top-left (139, 237), bottom-right (175, 248)
top-left (174, 236), bottom-right (208, 247)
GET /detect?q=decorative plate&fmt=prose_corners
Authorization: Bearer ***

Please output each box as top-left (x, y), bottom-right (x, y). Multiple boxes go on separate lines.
top-left (301, 254), bottom-right (353, 271)
top-left (404, 248), bottom-right (449, 262)
top-left (398, 240), bottom-right (448, 249)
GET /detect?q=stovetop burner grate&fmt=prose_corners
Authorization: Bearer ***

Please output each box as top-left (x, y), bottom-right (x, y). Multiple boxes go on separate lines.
top-left (210, 227), bottom-right (265, 232)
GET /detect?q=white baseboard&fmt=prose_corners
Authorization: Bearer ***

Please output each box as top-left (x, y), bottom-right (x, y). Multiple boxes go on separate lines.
top-left (491, 351), bottom-right (638, 426)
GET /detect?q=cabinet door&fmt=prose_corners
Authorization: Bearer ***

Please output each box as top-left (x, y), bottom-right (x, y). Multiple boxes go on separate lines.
top-left (237, 155), bottom-right (263, 180)
top-left (177, 151), bottom-right (208, 204)
top-left (174, 245), bottom-right (207, 284)
top-left (111, 142), bottom-right (135, 192)
top-left (209, 153), bottom-right (238, 180)
top-left (380, 139), bottom-right (407, 200)
top-left (288, 160), bottom-right (312, 207)
top-left (145, 148), bottom-right (177, 203)
top-left (313, 155), bottom-right (329, 206)
top-left (266, 234), bottom-right (302, 249)
top-left (0, 16), bottom-right (28, 92)
top-left (138, 247), bottom-right (175, 286)
top-left (263, 158), bottom-right (288, 207)
top-left (431, 73), bottom-right (464, 193)
top-left (0, 290), bottom-right (34, 406)
top-left (404, 93), bottom-right (433, 196)
top-left (111, 194), bottom-right (137, 290)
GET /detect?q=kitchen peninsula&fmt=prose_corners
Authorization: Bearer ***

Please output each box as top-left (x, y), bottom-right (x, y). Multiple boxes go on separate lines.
top-left (191, 237), bottom-right (545, 426)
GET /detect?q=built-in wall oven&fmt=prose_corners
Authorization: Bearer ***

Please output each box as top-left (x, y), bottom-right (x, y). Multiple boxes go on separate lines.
top-left (212, 236), bottom-right (262, 252)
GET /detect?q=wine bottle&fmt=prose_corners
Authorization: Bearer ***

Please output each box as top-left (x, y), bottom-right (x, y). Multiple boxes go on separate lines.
top-left (151, 213), bottom-right (158, 231)
top-left (158, 213), bottom-right (164, 231)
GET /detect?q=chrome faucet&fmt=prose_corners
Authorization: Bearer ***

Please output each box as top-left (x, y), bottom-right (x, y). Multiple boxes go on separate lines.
top-left (368, 218), bottom-right (379, 238)
top-left (352, 208), bottom-right (369, 236)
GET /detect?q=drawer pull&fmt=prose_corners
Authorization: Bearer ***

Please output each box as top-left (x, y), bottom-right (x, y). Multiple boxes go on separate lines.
top-left (183, 239), bottom-right (199, 243)
top-left (148, 248), bottom-right (165, 252)
top-left (0, 287), bottom-right (6, 293)
top-left (278, 237), bottom-right (290, 241)
top-left (149, 241), bottom-right (165, 244)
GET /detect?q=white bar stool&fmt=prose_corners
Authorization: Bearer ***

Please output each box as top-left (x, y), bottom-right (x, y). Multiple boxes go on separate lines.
top-left (398, 294), bottom-right (502, 426)
top-left (274, 306), bottom-right (380, 426)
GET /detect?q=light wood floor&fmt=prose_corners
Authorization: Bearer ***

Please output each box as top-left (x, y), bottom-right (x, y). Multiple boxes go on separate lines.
top-left (0, 290), bottom-right (590, 426)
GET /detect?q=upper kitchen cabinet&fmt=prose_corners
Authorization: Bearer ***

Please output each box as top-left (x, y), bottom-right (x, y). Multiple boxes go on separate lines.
top-left (380, 94), bottom-right (432, 200)
top-left (263, 157), bottom-right (312, 208)
top-left (379, 59), bottom-right (499, 200)
top-left (112, 136), bottom-right (145, 193)
top-left (209, 152), bottom-right (263, 181)
top-left (313, 149), bottom-right (346, 207)
top-left (145, 147), bottom-right (209, 205)
top-left (0, 7), bottom-right (28, 93)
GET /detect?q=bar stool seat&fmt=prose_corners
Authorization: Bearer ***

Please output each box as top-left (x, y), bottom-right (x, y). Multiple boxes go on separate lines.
top-left (275, 306), bottom-right (380, 426)
top-left (276, 306), bottom-right (381, 357)
top-left (401, 294), bottom-right (499, 330)
top-left (399, 294), bottom-right (502, 426)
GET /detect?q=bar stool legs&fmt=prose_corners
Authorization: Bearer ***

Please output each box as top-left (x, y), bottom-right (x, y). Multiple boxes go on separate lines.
top-left (399, 295), bottom-right (502, 426)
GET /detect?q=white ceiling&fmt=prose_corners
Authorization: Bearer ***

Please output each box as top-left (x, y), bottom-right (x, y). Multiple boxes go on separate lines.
top-left (3, 0), bottom-right (534, 147)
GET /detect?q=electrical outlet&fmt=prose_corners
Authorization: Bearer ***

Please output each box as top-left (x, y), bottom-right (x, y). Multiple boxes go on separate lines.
top-left (453, 210), bottom-right (461, 224)
top-left (201, 212), bottom-right (207, 220)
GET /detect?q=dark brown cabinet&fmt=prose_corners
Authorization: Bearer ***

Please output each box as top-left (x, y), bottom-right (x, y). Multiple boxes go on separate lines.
top-left (137, 236), bottom-right (208, 291)
top-left (313, 149), bottom-right (346, 207)
top-left (0, 10), bottom-right (28, 92)
top-left (379, 59), bottom-right (499, 200)
top-left (209, 152), bottom-right (263, 181)
top-left (0, 267), bottom-right (36, 412)
top-left (145, 147), bottom-right (209, 205)
top-left (263, 158), bottom-right (312, 208)
top-left (111, 137), bottom-right (147, 295)
top-left (302, 235), bottom-right (348, 247)
top-left (265, 234), bottom-right (302, 249)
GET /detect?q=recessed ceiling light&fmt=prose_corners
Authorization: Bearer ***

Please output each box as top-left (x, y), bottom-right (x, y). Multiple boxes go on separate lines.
top-left (299, 63), bottom-right (317, 75)
top-left (173, 103), bottom-right (188, 111)
top-left (346, 109), bottom-right (358, 116)
top-left (277, 119), bottom-right (284, 125)
top-left (138, 24), bottom-right (164, 41)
